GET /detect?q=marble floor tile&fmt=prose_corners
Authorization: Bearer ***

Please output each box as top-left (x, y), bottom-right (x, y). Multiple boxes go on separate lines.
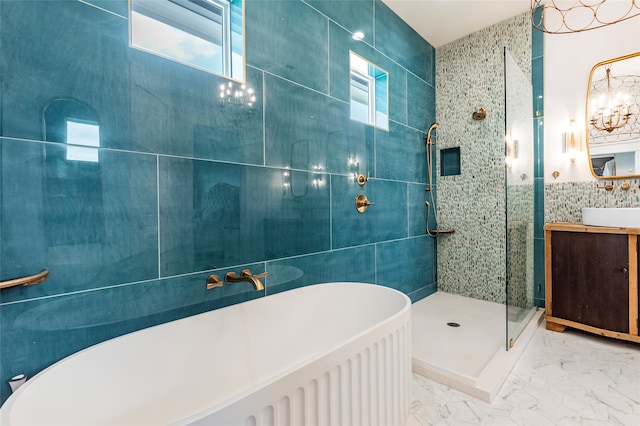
top-left (408, 323), bottom-right (640, 425)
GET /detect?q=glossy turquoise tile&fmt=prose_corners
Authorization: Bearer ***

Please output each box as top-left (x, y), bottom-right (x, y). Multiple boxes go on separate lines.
top-left (1, 0), bottom-right (130, 144)
top-left (533, 57), bottom-right (544, 118)
top-left (409, 183), bottom-right (431, 237)
top-left (0, 268), bottom-right (262, 404)
top-left (375, 122), bottom-right (426, 182)
top-left (245, 0), bottom-right (328, 93)
top-left (192, 66), bottom-right (265, 164)
top-left (266, 246), bottom-right (375, 294)
top-left (331, 175), bottom-right (407, 248)
top-left (1, 1), bottom-right (264, 164)
top-left (264, 74), bottom-right (374, 174)
top-left (407, 73), bottom-right (436, 132)
top-left (534, 177), bottom-right (545, 239)
top-left (307, 0), bottom-right (374, 45)
top-left (159, 157), bottom-right (330, 276)
top-left (374, 0), bottom-right (435, 84)
top-left (376, 236), bottom-right (435, 295)
top-left (329, 22), bottom-right (407, 124)
top-left (125, 50), bottom-right (264, 163)
top-left (534, 118), bottom-right (545, 178)
top-left (408, 283), bottom-right (437, 303)
top-left (82, 0), bottom-right (128, 17)
top-left (0, 139), bottom-right (158, 304)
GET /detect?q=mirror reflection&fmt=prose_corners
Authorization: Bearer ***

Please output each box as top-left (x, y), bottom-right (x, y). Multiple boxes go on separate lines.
top-left (130, 0), bottom-right (245, 81)
top-left (586, 51), bottom-right (640, 178)
top-left (349, 51), bottom-right (389, 131)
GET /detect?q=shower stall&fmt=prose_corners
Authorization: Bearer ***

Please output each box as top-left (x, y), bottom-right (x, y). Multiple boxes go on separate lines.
top-left (411, 41), bottom-right (542, 402)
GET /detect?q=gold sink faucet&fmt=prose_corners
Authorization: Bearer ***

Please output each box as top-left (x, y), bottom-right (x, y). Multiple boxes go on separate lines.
top-left (224, 269), bottom-right (267, 291)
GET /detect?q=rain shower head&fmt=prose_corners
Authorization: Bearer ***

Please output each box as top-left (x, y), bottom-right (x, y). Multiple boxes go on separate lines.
top-left (472, 108), bottom-right (486, 120)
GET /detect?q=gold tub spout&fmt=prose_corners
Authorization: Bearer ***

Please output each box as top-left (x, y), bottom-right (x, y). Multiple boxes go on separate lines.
top-left (0, 269), bottom-right (49, 290)
top-left (225, 269), bottom-right (267, 291)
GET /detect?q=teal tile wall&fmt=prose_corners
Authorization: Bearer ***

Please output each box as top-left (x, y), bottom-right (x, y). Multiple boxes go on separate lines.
top-left (0, 0), bottom-right (436, 404)
top-left (532, 10), bottom-right (545, 308)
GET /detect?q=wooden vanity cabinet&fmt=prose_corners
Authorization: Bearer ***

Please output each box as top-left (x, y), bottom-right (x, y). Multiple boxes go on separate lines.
top-left (545, 223), bottom-right (639, 343)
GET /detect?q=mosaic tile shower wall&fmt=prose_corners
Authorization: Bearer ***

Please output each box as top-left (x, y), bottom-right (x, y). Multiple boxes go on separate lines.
top-left (545, 180), bottom-right (640, 223)
top-left (0, 0), bottom-right (436, 404)
top-left (435, 12), bottom-right (532, 303)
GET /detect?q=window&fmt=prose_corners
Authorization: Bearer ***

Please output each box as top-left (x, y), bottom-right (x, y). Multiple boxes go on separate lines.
top-left (66, 120), bottom-right (100, 163)
top-left (349, 52), bottom-right (388, 130)
top-left (130, 0), bottom-right (244, 81)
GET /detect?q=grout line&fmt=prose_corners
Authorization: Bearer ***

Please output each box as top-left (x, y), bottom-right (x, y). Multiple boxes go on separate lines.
top-left (156, 155), bottom-right (161, 279)
top-left (3, 136), bottom-right (433, 185)
top-left (262, 261), bottom-right (268, 295)
top-left (405, 72), bottom-right (409, 125)
top-left (373, 127), bottom-right (377, 178)
top-left (374, 243), bottom-right (378, 284)
top-left (406, 183), bottom-right (410, 237)
top-left (262, 70), bottom-right (266, 166)
top-left (0, 235), bottom-right (431, 307)
top-left (372, 0), bottom-right (375, 48)
top-left (329, 174), bottom-right (333, 250)
top-left (77, 0), bottom-right (127, 19)
top-left (327, 17), bottom-right (331, 95)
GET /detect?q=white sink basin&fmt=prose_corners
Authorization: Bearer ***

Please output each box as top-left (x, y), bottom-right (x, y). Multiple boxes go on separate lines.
top-left (582, 208), bottom-right (640, 228)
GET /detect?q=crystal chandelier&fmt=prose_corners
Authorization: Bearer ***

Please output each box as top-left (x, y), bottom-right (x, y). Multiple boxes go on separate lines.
top-left (531, 0), bottom-right (640, 34)
top-left (590, 66), bottom-right (632, 133)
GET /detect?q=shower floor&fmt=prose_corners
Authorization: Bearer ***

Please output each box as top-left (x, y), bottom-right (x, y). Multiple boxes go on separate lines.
top-left (411, 291), bottom-right (543, 402)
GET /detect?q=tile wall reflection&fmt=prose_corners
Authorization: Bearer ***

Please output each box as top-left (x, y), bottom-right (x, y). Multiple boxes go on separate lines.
top-left (0, 0), bottom-right (436, 404)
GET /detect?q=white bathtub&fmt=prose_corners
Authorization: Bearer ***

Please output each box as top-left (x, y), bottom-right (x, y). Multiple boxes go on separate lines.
top-left (0, 282), bottom-right (411, 425)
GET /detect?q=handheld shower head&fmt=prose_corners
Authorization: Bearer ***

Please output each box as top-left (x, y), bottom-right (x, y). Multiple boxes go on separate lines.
top-left (426, 122), bottom-right (439, 145)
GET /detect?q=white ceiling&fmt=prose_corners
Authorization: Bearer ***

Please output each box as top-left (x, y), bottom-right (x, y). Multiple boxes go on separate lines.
top-left (381, 0), bottom-right (532, 48)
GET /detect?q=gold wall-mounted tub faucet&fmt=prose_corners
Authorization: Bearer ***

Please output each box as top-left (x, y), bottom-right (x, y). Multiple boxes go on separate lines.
top-left (206, 274), bottom-right (223, 289)
top-left (225, 269), bottom-right (267, 291)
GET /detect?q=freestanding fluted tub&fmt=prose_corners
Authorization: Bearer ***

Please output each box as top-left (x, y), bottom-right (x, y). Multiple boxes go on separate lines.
top-left (0, 282), bottom-right (411, 425)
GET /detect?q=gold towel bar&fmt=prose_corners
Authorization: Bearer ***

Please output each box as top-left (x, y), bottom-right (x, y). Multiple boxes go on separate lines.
top-left (0, 269), bottom-right (49, 290)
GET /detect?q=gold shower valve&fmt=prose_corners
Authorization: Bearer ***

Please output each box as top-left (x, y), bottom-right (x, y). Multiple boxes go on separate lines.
top-left (355, 194), bottom-right (375, 213)
top-left (356, 172), bottom-right (369, 186)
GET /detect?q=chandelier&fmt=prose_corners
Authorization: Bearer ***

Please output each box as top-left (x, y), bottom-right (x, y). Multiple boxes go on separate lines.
top-left (531, 0), bottom-right (640, 34)
top-left (219, 81), bottom-right (256, 107)
top-left (590, 66), bottom-right (632, 133)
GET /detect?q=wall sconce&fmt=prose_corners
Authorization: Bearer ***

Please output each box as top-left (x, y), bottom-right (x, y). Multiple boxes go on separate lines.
top-left (562, 119), bottom-right (583, 163)
top-left (505, 132), bottom-right (519, 169)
